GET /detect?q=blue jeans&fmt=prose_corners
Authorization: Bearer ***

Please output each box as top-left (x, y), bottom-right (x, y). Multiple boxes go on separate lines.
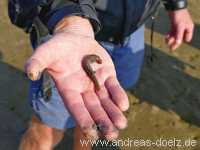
top-left (29, 26), bottom-right (145, 130)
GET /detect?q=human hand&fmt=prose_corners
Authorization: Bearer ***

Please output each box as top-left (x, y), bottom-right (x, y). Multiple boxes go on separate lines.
top-left (165, 9), bottom-right (194, 50)
top-left (25, 16), bottom-right (129, 140)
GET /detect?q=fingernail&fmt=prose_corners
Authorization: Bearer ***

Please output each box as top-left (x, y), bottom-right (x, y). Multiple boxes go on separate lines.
top-left (165, 34), bottom-right (170, 39)
top-left (25, 59), bottom-right (44, 81)
top-left (96, 123), bottom-right (119, 140)
top-left (105, 129), bottom-right (119, 140)
top-left (27, 71), bottom-right (42, 81)
top-left (82, 125), bottom-right (99, 140)
top-left (120, 103), bottom-right (129, 112)
top-left (176, 39), bottom-right (182, 44)
top-left (115, 118), bottom-right (128, 130)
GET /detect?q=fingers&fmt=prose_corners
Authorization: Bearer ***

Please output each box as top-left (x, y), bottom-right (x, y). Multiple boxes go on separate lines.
top-left (174, 25), bottom-right (185, 47)
top-left (172, 38), bottom-right (182, 50)
top-left (105, 76), bottom-right (129, 111)
top-left (184, 26), bottom-right (194, 42)
top-left (166, 34), bottom-right (175, 47)
top-left (165, 33), bottom-right (175, 50)
top-left (25, 43), bottom-right (53, 80)
top-left (82, 91), bottom-right (119, 140)
top-left (61, 90), bottom-right (98, 139)
top-left (96, 86), bottom-right (128, 130)
top-left (25, 58), bottom-right (46, 81)
top-left (165, 26), bottom-right (184, 50)
top-left (166, 24), bottom-right (194, 50)
top-left (166, 9), bottom-right (194, 50)
top-left (25, 36), bottom-right (69, 81)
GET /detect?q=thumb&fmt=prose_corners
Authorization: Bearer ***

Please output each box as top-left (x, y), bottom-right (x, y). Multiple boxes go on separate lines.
top-left (25, 58), bottom-right (46, 81)
top-left (25, 44), bottom-right (54, 81)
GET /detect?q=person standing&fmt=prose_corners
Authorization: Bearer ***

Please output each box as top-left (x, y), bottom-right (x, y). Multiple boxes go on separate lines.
top-left (8, 0), bottom-right (194, 149)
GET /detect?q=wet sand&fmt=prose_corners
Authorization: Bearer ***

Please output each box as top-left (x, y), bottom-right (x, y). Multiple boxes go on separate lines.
top-left (0, 0), bottom-right (200, 149)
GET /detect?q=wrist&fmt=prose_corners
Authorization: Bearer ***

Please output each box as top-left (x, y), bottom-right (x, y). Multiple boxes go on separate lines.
top-left (54, 16), bottom-right (95, 38)
top-left (163, 0), bottom-right (187, 11)
top-left (168, 8), bottom-right (188, 18)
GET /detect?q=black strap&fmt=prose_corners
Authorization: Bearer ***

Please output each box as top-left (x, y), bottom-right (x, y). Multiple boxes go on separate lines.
top-left (162, 0), bottom-right (188, 11)
top-left (148, 4), bottom-right (160, 64)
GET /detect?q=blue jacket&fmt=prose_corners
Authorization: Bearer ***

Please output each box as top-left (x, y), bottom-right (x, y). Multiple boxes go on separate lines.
top-left (8, 0), bottom-right (187, 43)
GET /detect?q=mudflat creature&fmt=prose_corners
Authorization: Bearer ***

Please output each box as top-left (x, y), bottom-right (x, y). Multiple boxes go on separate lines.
top-left (82, 54), bottom-right (102, 91)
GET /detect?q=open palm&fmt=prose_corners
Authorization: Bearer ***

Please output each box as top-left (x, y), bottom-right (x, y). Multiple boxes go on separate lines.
top-left (26, 31), bottom-right (129, 140)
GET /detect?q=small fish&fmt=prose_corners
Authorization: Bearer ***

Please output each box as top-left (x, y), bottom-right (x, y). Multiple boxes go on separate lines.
top-left (82, 54), bottom-right (102, 91)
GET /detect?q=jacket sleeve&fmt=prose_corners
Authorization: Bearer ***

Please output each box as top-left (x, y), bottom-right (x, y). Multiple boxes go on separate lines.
top-left (8, 0), bottom-right (101, 33)
top-left (161, 0), bottom-right (188, 11)
top-left (43, 0), bottom-right (101, 33)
